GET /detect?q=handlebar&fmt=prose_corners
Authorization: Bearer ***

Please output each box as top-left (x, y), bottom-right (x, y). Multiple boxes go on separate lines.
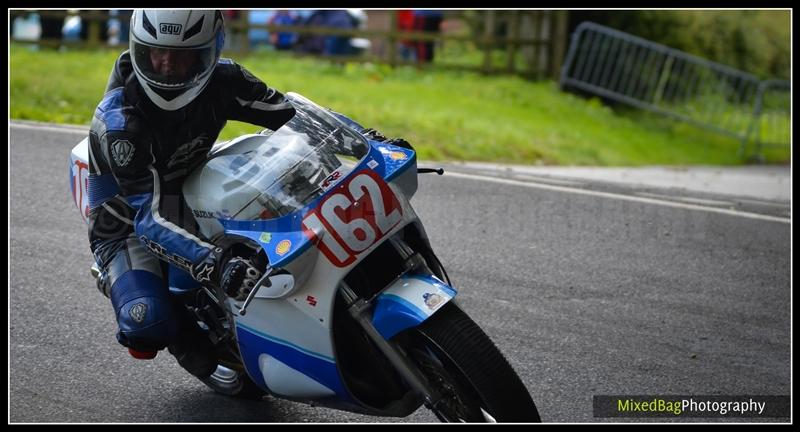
top-left (417, 168), bottom-right (444, 175)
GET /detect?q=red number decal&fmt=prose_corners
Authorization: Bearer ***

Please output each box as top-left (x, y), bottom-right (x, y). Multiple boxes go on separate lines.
top-left (302, 170), bottom-right (403, 267)
top-left (72, 159), bottom-right (90, 222)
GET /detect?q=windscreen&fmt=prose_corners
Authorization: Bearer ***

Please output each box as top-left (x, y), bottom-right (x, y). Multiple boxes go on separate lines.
top-left (202, 95), bottom-right (370, 220)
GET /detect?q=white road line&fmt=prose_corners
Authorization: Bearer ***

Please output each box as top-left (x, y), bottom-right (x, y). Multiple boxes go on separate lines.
top-left (10, 122), bottom-right (88, 135)
top-left (736, 198), bottom-right (792, 208)
top-left (445, 171), bottom-right (790, 224)
top-left (511, 174), bottom-right (585, 186)
top-left (674, 196), bottom-right (736, 207)
top-left (635, 192), bottom-right (734, 207)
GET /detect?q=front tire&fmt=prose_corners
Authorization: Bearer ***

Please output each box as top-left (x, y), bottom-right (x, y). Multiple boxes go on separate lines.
top-left (404, 302), bottom-right (541, 422)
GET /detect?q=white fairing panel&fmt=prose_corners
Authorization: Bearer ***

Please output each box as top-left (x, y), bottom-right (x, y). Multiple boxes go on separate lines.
top-left (259, 354), bottom-right (336, 398)
top-left (182, 135), bottom-right (262, 239)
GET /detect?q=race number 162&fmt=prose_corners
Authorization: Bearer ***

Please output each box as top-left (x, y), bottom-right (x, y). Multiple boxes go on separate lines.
top-left (302, 170), bottom-right (403, 267)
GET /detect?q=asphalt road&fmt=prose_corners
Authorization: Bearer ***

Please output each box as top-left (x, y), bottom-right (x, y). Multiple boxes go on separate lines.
top-left (9, 124), bottom-right (791, 423)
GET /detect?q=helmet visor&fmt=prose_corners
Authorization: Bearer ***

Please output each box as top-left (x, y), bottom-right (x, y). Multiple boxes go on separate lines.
top-left (131, 41), bottom-right (215, 89)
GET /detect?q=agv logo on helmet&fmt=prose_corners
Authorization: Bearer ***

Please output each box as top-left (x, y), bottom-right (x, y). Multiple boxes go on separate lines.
top-left (159, 23), bottom-right (183, 35)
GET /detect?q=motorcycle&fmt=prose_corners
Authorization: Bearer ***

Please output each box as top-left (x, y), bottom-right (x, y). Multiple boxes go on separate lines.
top-left (68, 93), bottom-right (541, 422)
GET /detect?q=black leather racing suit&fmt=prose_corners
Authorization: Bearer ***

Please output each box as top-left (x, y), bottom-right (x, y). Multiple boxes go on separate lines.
top-left (87, 51), bottom-right (296, 352)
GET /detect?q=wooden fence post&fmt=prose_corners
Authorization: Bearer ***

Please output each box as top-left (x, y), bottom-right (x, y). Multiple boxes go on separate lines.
top-left (522, 11), bottom-right (541, 79)
top-left (87, 11), bottom-right (101, 48)
top-left (549, 10), bottom-right (568, 80)
top-left (506, 11), bottom-right (520, 74)
top-left (240, 10), bottom-right (250, 55)
top-left (482, 10), bottom-right (496, 74)
top-left (387, 10), bottom-right (398, 67)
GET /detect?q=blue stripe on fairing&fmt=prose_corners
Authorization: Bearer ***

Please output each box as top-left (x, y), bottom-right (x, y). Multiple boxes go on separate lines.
top-left (236, 323), bottom-right (352, 400)
top-left (225, 228), bottom-right (313, 269)
top-left (95, 87), bottom-right (126, 131)
top-left (386, 158), bottom-right (414, 182)
top-left (381, 294), bottom-right (428, 320)
top-left (87, 173), bottom-right (121, 209)
top-left (370, 142), bottom-right (416, 182)
top-left (237, 322), bottom-right (334, 362)
top-left (372, 294), bottom-right (429, 340)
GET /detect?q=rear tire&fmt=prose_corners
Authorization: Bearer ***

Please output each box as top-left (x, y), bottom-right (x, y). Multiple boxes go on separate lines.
top-left (405, 302), bottom-right (541, 422)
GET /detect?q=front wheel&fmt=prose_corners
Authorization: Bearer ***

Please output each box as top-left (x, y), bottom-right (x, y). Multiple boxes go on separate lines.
top-left (403, 302), bottom-right (541, 422)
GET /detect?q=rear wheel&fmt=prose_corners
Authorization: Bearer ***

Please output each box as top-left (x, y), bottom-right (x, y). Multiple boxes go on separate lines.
top-left (404, 302), bottom-right (541, 422)
top-left (200, 364), bottom-right (266, 400)
top-left (189, 311), bottom-right (266, 400)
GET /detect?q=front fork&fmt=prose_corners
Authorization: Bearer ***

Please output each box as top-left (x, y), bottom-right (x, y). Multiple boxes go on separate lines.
top-left (337, 236), bottom-right (451, 412)
top-left (338, 282), bottom-right (445, 412)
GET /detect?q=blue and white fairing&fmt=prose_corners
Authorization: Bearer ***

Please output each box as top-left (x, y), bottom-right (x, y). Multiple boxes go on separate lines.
top-left (182, 94), bottom-right (459, 406)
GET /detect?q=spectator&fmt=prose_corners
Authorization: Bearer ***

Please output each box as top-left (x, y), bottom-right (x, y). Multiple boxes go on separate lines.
top-left (295, 9), bottom-right (326, 54)
top-left (118, 10), bottom-right (132, 43)
top-left (346, 9), bottom-right (371, 55)
top-left (397, 10), bottom-right (417, 62)
top-left (294, 9), bottom-right (314, 23)
top-left (296, 10), bottom-right (360, 56)
top-left (54, 10), bottom-right (111, 46)
top-left (268, 10), bottom-right (297, 50)
top-left (62, 10), bottom-right (82, 42)
top-left (77, 10), bottom-right (110, 44)
top-left (347, 9), bottom-right (367, 30)
top-left (248, 9), bottom-right (274, 50)
top-left (321, 10), bottom-right (360, 56)
top-left (412, 10), bottom-right (443, 63)
top-left (107, 10), bottom-right (122, 45)
top-left (11, 11), bottom-right (42, 42)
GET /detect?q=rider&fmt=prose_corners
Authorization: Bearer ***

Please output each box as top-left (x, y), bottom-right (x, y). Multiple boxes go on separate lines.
top-left (86, 9), bottom-right (407, 379)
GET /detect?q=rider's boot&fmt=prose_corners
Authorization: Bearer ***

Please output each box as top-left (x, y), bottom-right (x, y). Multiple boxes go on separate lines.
top-left (167, 310), bottom-right (218, 379)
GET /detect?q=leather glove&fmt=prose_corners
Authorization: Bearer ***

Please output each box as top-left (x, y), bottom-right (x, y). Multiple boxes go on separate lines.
top-left (220, 257), bottom-right (263, 300)
top-left (362, 128), bottom-right (414, 151)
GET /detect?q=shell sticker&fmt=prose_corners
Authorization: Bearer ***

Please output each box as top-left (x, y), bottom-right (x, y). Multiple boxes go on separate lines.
top-left (275, 239), bottom-right (292, 256)
top-left (389, 151), bottom-right (407, 161)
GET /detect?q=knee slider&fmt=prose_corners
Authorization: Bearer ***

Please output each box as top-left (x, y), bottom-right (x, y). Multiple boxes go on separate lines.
top-left (110, 270), bottom-right (178, 351)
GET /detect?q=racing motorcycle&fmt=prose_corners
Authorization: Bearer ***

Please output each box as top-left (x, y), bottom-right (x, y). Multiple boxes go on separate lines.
top-left (68, 93), bottom-right (541, 422)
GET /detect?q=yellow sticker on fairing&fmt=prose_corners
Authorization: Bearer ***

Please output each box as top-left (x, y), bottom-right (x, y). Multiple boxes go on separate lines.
top-left (276, 239), bottom-right (291, 256)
